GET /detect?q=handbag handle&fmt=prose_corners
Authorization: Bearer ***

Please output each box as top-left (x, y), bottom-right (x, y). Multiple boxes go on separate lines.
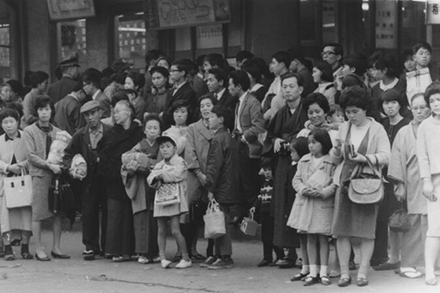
top-left (351, 156), bottom-right (381, 180)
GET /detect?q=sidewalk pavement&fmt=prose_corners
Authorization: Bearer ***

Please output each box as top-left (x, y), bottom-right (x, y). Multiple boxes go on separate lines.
top-left (0, 221), bottom-right (439, 293)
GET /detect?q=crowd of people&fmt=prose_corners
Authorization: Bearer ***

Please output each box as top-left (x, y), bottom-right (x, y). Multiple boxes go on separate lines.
top-left (0, 40), bottom-right (439, 287)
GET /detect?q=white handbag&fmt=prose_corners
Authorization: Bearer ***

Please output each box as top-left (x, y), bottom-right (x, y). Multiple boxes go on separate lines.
top-left (4, 170), bottom-right (33, 209)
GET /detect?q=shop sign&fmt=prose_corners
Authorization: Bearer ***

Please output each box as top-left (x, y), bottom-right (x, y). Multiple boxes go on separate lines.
top-left (145, 0), bottom-right (230, 30)
top-left (47, 0), bottom-right (95, 21)
top-left (375, 0), bottom-right (398, 49)
top-left (427, 1), bottom-right (440, 24)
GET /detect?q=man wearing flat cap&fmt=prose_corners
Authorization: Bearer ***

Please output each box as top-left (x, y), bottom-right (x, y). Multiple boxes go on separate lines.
top-left (65, 100), bottom-right (112, 260)
top-left (47, 55), bottom-right (81, 104)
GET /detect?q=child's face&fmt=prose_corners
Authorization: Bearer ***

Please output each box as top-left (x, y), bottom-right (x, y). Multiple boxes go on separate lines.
top-left (404, 57), bottom-right (416, 72)
top-left (428, 93), bottom-right (440, 117)
top-left (290, 148), bottom-right (300, 162)
top-left (413, 48), bottom-right (431, 68)
top-left (159, 141), bottom-right (176, 159)
top-left (261, 168), bottom-right (272, 180)
top-left (144, 120), bottom-right (161, 141)
top-left (327, 111), bottom-right (345, 124)
top-left (308, 135), bottom-right (323, 157)
top-left (0, 85), bottom-right (12, 101)
top-left (173, 107), bottom-right (188, 127)
top-left (208, 112), bottom-right (221, 130)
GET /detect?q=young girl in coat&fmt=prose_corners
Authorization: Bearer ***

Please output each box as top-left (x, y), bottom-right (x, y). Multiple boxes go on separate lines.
top-left (147, 133), bottom-right (191, 269)
top-left (288, 129), bottom-right (337, 286)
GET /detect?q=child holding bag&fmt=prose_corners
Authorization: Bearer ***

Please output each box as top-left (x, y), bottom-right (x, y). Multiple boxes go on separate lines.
top-left (288, 129), bottom-right (337, 286)
top-left (147, 132), bottom-right (191, 269)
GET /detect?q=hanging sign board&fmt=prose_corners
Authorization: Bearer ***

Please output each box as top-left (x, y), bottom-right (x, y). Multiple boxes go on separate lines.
top-left (47, 0), bottom-right (96, 21)
top-left (375, 0), bottom-right (398, 49)
top-left (427, 1), bottom-right (440, 24)
top-left (144, 0), bottom-right (230, 30)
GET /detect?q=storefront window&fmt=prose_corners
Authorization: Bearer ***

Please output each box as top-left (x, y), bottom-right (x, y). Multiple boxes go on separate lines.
top-left (58, 19), bottom-right (87, 60)
top-left (116, 13), bottom-right (158, 72)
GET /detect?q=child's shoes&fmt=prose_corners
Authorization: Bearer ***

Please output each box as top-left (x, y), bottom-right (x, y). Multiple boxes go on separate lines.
top-left (176, 259), bottom-right (192, 269)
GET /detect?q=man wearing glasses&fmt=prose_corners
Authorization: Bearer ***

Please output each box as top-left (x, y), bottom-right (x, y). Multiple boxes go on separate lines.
top-left (321, 43), bottom-right (344, 78)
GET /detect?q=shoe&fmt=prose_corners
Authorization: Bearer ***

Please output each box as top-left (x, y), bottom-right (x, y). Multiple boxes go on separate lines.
top-left (278, 259), bottom-right (295, 269)
top-left (303, 276), bottom-right (319, 286)
top-left (290, 273), bottom-right (308, 282)
top-left (373, 261), bottom-right (400, 271)
top-left (176, 259), bottom-right (192, 269)
top-left (349, 261), bottom-right (357, 270)
top-left (257, 259), bottom-right (272, 267)
top-left (399, 268), bottom-right (423, 279)
top-left (320, 275), bottom-right (331, 286)
top-left (151, 256), bottom-right (161, 263)
top-left (51, 251), bottom-right (71, 259)
top-left (356, 277), bottom-right (369, 287)
top-left (104, 253), bottom-right (114, 259)
top-left (207, 257), bottom-right (234, 270)
top-left (112, 255), bottom-right (130, 262)
top-left (200, 256), bottom-right (217, 268)
top-left (425, 278), bottom-right (438, 286)
top-left (329, 269), bottom-right (341, 278)
top-left (35, 253), bottom-right (50, 261)
top-left (269, 258), bottom-right (284, 267)
top-left (190, 253), bottom-right (206, 262)
top-left (337, 277), bottom-right (351, 287)
top-left (21, 252), bottom-right (33, 260)
top-left (171, 254), bottom-right (182, 263)
top-left (4, 253), bottom-right (15, 261)
top-left (11, 239), bottom-right (21, 246)
top-left (82, 250), bottom-right (95, 261)
top-left (161, 259), bottom-right (172, 269)
top-left (138, 255), bottom-right (151, 264)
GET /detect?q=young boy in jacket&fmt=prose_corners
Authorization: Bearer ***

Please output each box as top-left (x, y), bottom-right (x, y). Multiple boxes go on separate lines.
top-left (203, 105), bottom-right (237, 269)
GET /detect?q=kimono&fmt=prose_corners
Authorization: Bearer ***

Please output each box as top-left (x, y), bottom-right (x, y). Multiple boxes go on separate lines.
top-left (266, 103), bottom-right (307, 247)
top-left (388, 123), bottom-right (427, 268)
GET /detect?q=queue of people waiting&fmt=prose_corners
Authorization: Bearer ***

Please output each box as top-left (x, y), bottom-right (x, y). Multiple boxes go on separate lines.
top-left (0, 41), bottom-right (440, 287)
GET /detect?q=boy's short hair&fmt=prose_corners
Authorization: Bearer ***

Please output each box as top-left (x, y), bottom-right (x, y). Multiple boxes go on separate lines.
top-left (343, 54), bottom-right (368, 76)
top-left (272, 51), bottom-right (292, 69)
top-left (413, 41), bottom-right (432, 55)
top-left (211, 105), bottom-right (233, 131)
top-left (261, 157), bottom-right (272, 169)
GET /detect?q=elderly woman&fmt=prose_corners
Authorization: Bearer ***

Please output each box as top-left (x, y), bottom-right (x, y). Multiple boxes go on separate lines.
top-left (0, 108), bottom-right (32, 260)
top-left (97, 100), bottom-right (144, 262)
top-left (330, 86), bottom-right (390, 287)
top-left (24, 95), bottom-right (67, 261)
top-left (388, 92), bottom-right (431, 279)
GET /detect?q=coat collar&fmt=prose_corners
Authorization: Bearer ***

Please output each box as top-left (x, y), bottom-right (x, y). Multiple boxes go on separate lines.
top-left (194, 119), bottom-right (213, 140)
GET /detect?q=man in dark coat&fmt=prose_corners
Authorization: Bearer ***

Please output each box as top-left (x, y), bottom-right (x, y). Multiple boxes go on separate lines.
top-left (54, 81), bottom-right (87, 135)
top-left (207, 68), bottom-right (238, 113)
top-left (266, 72), bottom-right (308, 268)
top-left (64, 100), bottom-right (112, 260)
top-left (47, 56), bottom-right (80, 104)
top-left (163, 59), bottom-right (197, 128)
top-left (82, 68), bottom-right (111, 118)
top-left (204, 105), bottom-right (238, 270)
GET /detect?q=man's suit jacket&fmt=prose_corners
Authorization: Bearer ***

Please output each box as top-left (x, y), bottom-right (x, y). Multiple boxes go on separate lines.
top-left (47, 76), bottom-right (77, 104)
top-left (164, 82), bottom-right (197, 127)
top-left (94, 91), bottom-right (111, 118)
top-left (217, 90), bottom-right (238, 113)
top-left (236, 92), bottom-right (265, 159)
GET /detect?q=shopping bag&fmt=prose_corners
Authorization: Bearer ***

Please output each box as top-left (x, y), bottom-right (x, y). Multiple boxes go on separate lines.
top-left (154, 183), bottom-right (180, 206)
top-left (240, 211), bottom-right (258, 236)
top-left (4, 170), bottom-right (33, 209)
top-left (204, 199), bottom-right (226, 239)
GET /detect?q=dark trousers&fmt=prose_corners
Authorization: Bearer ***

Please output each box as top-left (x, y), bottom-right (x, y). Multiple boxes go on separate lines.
top-left (214, 204), bottom-right (233, 257)
top-left (81, 177), bottom-right (107, 253)
top-left (371, 219), bottom-right (389, 265)
top-left (236, 139), bottom-right (261, 208)
top-left (106, 198), bottom-right (135, 256)
top-left (261, 211), bottom-right (284, 261)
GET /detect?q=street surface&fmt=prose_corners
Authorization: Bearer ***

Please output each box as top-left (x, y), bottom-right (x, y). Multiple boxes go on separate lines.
top-left (0, 221), bottom-right (439, 293)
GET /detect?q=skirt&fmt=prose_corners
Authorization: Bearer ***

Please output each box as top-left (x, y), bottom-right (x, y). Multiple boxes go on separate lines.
top-left (0, 194), bottom-right (32, 233)
top-left (133, 209), bottom-right (158, 256)
top-left (32, 174), bottom-right (54, 221)
top-left (427, 174), bottom-right (440, 237)
top-left (106, 198), bottom-right (135, 255)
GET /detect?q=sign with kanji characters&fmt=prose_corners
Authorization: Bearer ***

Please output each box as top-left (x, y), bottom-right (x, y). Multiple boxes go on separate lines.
top-left (427, 1), bottom-right (440, 24)
top-left (375, 0), bottom-right (398, 49)
top-left (47, 0), bottom-right (95, 21)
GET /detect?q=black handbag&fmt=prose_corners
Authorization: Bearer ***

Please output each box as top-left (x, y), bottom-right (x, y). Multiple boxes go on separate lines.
top-left (49, 174), bottom-right (77, 213)
top-left (389, 209), bottom-right (410, 232)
